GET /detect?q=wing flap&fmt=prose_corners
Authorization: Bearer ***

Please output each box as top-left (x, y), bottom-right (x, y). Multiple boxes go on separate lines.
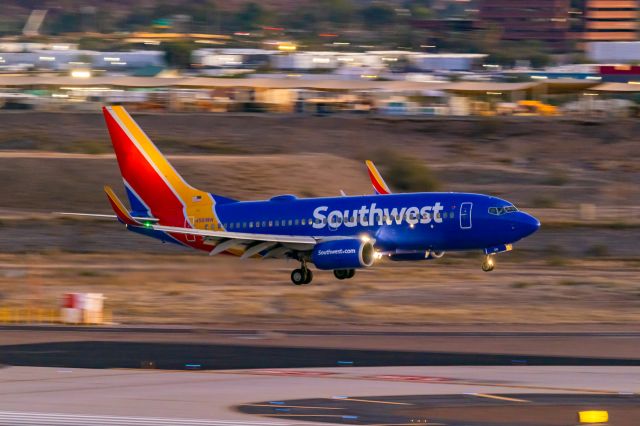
top-left (149, 223), bottom-right (318, 245)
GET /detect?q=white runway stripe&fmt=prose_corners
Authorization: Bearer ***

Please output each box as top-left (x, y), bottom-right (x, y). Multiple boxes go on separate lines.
top-left (0, 411), bottom-right (290, 426)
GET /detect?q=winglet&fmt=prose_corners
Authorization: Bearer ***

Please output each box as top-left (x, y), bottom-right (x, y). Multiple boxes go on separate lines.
top-left (104, 185), bottom-right (143, 226)
top-left (365, 160), bottom-right (392, 195)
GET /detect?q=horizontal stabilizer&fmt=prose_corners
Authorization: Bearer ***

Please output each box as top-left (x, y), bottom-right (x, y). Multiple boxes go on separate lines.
top-left (56, 212), bottom-right (159, 222)
top-left (104, 185), bottom-right (144, 227)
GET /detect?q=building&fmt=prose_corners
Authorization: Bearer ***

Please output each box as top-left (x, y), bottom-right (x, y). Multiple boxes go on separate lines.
top-left (0, 50), bottom-right (165, 72)
top-left (478, 0), bottom-right (571, 49)
top-left (586, 41), bottom-right (640, 62)
top-left (584, 0), bottom-right (639, 42)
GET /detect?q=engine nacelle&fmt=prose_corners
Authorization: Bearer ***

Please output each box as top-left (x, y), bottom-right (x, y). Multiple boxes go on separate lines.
top-left (428, 250), bottom-right (445, 259)
top-left (389, 250), bottom-right (445, 261)
top-left (311, 239), bottom-right (375, 270)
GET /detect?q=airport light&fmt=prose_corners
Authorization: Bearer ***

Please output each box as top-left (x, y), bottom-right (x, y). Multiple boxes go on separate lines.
top-left (578, 410), bottom-right (608, 424)
top-left (71, 70), bottom-right (91, 78)
top-left (277, 42), bottom-right (296, 52)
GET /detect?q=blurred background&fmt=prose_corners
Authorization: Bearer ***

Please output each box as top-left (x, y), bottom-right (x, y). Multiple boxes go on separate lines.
top-left (0, 0), bottom-right (638, 328)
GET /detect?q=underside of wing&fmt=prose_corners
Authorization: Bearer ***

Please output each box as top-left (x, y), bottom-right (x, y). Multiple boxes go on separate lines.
top-left (149, 224), bottom-right (317, 259)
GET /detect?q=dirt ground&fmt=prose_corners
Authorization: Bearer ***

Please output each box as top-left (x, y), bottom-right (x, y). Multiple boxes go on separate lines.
top-left (1, 252), bottom-right (639, 325)
top-left (0, 112), bottom-right (638, 326)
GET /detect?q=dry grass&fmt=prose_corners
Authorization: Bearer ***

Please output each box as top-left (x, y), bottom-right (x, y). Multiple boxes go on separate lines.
top-left (1, 253), bottom-right (639, 326)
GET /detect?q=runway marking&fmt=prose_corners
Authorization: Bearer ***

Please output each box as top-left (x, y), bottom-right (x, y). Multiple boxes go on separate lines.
top-left (0, 411), bottom-right (290, 426)
top-left (243, 404), bottom-right (344, 410)
top-left (230, 370), bottom-right (620, 395)
top-left (467, 393), bottom-right (530, 403)
top-left (456, 381), bottom-right (618, 395)
top-left (373, 423), bottom-right (447, 426)
top-left (332, 397), bottom-right (413, 406)
top-left (263, 414), bottom-right (350, 418)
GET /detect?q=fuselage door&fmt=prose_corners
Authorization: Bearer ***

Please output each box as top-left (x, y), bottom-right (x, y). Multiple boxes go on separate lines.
top-left (460, 202), bottom-right (472, 229)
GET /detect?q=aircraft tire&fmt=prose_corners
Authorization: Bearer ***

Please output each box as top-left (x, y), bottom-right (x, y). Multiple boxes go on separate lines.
top-left (333, 269), bottom-right (347, 280)
top-left (303, 269), bottom-right (313, 284)
top-left (291, 268), bottom-right (307, 285)
top-left (346, 269), bottom-right (356, 279)
top-left (482, 256), bottom-right (495, 272)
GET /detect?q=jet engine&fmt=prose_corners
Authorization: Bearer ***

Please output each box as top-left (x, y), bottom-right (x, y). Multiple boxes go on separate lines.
top-left (311, 239), bottom-right (375, 270)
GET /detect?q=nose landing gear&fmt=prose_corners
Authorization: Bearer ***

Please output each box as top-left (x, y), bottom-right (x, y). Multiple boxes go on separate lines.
top-left (482, 255), bottom-right (495, 272)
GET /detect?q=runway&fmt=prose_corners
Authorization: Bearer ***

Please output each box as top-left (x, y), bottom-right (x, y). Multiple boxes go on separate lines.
top-left (1, 326), bottom-right (639, 424)
top-left (1, 365), bottom-right (639, 425)
top-left (2, 325), bottom-right (640, 362)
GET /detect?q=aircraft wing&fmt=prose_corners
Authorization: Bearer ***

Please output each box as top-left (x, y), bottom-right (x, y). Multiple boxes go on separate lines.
top-left (103, 185), bottom-right (316, 258)
top-left (148, 224), bottom-right (317, 245)
top-left (366, 160), bottom-right (392, 195)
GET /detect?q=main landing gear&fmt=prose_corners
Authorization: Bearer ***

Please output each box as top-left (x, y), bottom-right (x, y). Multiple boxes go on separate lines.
top-left (333, 269), bottom-right (356, 280)
top-left (482, 255), bottom-right (495, 272)
top-left (291, 264), bottom-right (313, 285)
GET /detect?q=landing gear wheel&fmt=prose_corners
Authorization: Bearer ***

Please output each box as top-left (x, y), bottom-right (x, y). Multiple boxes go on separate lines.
top-left (333, 269), bottom-right (347, 280)
top-left (303, 269), bottom-right (313, 284)
top-left (334, 269), bottom-right (356, 280)
top-left (482, 255), bottom-right (495, 272)
top-left (291, 268), bottom-right (307, 285)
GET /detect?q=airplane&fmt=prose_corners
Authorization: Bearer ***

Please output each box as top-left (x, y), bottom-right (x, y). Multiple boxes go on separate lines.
top-left (65, 105), bottom-right (540, 286)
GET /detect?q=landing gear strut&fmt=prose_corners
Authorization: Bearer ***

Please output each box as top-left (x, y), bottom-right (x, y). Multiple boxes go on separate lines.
top-left (291, 263), bottom-right (313, 285)
top-left (482, 255), bottom-right (495, 272)
top-left (333, 269), bottom-right (356, 280)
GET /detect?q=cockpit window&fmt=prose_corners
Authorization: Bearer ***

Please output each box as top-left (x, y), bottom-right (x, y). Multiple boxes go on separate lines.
top-left (488, 205), bottom-right (518, 215)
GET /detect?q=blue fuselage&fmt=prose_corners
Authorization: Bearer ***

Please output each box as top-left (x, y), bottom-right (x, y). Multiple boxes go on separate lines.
top-left (213, 192), bottom-right (540, 253)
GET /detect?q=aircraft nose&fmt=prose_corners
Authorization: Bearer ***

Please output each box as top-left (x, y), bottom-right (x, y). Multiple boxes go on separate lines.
top-left (512, 212), bottom-right (541, 239)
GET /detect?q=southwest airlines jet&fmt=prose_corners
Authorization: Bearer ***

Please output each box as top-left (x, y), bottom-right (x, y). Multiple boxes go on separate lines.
top-left (73, 106), bottom-right (540, 285)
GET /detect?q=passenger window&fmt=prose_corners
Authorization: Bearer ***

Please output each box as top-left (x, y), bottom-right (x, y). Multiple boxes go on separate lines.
top-left (450, 212), bottom-right (455, 219)
top-left (228, 223), bottom-right (233, 229)
top-left (301, 219), bottom-right (306, 225)
top-left (268, 221), bottom-right (273, 227)
top-left (288, 220), bottom-right (293, 226)
top-left (256, 222), bottom-right (260, 228)
top-left (249, 222), bottom-right (254, 228)
top-left (295, 219), bottom-right (299, 225)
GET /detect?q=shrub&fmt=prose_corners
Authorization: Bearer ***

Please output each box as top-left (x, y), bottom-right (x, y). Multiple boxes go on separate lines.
top-left (531, 195), bottom-right (557, 208)
top-left (383, 155), bottom-right (440, 192)
top-left (585, 244), bottom-right (609, 257)
top-left (542, 169), bottom-right (569, 186)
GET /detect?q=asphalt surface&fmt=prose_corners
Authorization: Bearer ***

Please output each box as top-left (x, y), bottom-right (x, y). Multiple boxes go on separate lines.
top-left (240, 393), bottom-right (640, 426)
top-left (2, 339), bottom-right (640, 370)
top-left (2, 327), bottom-right (640, 424)
top-left (2, 325), bottom-right (640, 368)
top-left (2, 366), bottom-right (639, 426)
